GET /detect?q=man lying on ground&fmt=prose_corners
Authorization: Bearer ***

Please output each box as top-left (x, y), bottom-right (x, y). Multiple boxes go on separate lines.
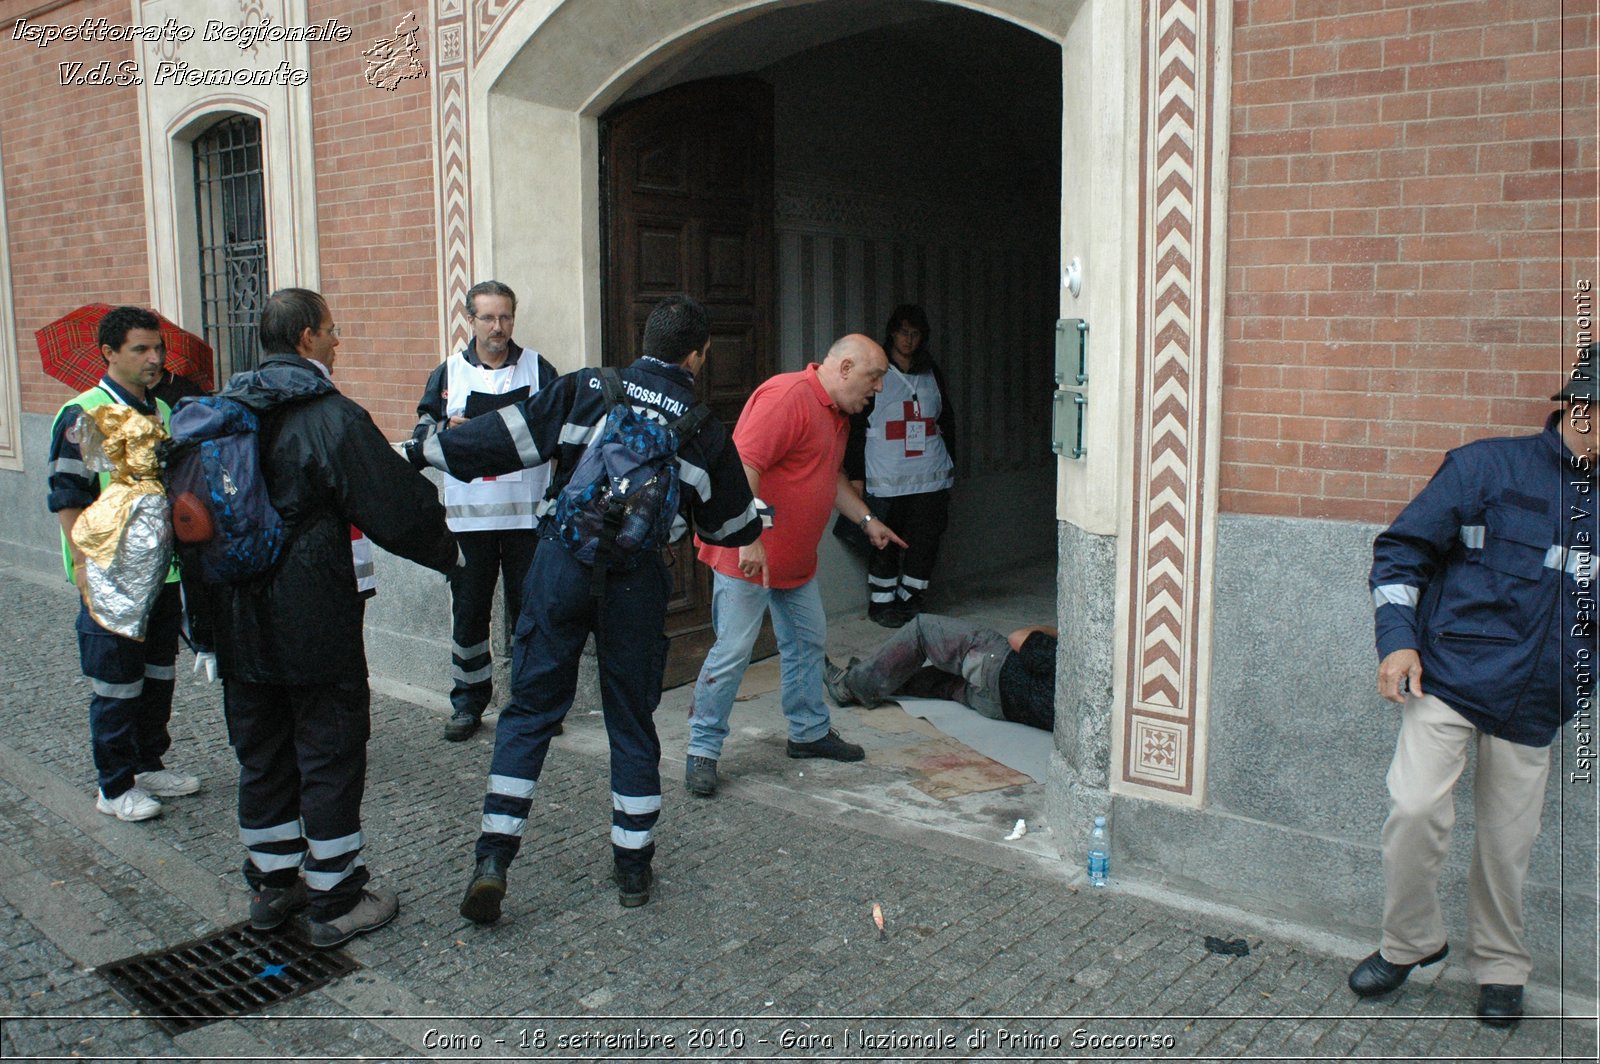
top-left (824, 614), bottom-right (1056, 731)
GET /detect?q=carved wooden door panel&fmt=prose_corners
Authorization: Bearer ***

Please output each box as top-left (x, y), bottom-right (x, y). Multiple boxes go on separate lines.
top-left (602, 77), bottom-right (776, 688)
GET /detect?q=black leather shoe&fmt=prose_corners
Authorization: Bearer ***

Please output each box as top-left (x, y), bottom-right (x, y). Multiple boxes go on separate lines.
top-left (614, 864), bottom-right (652, 908)
top-left (1477, 983), bottom-right (1523, 1027)
top-left (443, 710), bottom-right (481, 742)
top-left (459, 855), bottom-right (509, 924)
top-left (1348, 943), bottom-right (1448, 997)
top-left (786, 728), bottom-right (865, 762)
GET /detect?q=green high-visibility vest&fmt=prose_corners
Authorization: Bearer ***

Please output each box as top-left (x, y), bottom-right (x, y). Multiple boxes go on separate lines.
top-left (52, 382), bottom-right (179, 585)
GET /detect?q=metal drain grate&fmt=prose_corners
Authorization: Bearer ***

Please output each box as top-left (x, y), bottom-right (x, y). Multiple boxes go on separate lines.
top-left (98, 922), bottom-right (359, 1034)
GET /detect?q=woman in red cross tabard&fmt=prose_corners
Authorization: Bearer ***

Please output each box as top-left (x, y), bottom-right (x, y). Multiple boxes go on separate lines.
top-left (845, 304), bottom-right (957, 628)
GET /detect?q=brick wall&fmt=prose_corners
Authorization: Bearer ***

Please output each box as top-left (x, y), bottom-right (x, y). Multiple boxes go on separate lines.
top-left (312, 3), bottom-right (439, 439)
top-left (0, 1), bottom-right (439, 438)
top-left (2, 0), bottom-right (150, 417)
top-left (1224, 0), bottom-right (1599, 522)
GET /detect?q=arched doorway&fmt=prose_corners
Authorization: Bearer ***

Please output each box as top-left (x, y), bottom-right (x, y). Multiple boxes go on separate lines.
top-left (428, 0), bottom-right (1235, 876)
top-left (451, 0), bottom-right (1232, 836)
top-left (594, 4), bottom-right (1063, 684)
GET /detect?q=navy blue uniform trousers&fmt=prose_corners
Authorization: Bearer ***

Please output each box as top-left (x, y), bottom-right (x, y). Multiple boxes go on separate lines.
top-left (866, 488), bottom-right (951, 604)
top-left (224, 678), bottom-right (371, 921)
top-left (449, 529), bottom-right (538, 715)
top-left (476, 541), bottom-right (670, 875)
top-left (78, 580), bottom-right (181, 798)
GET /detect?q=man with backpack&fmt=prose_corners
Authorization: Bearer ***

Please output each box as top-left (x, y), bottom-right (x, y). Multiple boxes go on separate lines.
top-left (47, 306), bottom-right (199, 822)
top-left (188, 288), bottom-right (459, 948)
top-left (412, 281), bottom-right (558, 742)
top-left (406, 294), bottom-right (761, 919)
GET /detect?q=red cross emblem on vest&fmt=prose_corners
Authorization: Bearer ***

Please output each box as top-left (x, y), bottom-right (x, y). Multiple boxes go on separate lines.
top-left (884, 400), bottom-right (937, 456)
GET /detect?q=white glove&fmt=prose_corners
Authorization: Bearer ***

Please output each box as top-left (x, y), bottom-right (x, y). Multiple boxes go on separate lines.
top-left (193, 652), bottom-right (218, 684)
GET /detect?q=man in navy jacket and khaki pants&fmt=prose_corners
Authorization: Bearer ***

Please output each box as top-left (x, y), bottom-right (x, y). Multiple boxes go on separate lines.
top-left (1350, 348), bottom-right (1597, 1026)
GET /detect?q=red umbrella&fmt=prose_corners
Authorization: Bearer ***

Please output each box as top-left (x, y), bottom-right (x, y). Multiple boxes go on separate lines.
top-left (36, 304), bottom-right (214, 394)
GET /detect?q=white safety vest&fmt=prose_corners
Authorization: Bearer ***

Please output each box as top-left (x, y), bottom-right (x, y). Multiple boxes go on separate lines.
top-left (442, 350), bottom-right (552, 531)
top-left (863, 365), bottom-right (954, 497)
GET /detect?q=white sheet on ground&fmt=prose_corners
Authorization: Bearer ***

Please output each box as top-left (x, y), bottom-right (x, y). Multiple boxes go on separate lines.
top-left (892, 698), bottom-right (1050, 783)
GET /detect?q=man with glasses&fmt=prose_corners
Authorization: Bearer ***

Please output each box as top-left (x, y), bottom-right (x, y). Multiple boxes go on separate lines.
top-left (191, 288), bottom-right (459, 947)
top-left (413, 281), bottom-right (557, 741)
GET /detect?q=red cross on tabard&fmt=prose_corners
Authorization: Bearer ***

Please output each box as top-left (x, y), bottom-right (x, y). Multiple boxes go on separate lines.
top-left (883, 400), bottom-right (937, 456)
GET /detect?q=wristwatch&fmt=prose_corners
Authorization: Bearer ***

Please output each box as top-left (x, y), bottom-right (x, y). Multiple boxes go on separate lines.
top-left (859, 513), bottom-right (876, 530)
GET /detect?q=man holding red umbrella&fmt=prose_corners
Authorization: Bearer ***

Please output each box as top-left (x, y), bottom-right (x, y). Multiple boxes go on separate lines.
top-left (36, 301), bottom-right (214, 396)
top-left (46, 306), bottom-right (201, 822)
top-left (151, 365), bottom-right (207, 409)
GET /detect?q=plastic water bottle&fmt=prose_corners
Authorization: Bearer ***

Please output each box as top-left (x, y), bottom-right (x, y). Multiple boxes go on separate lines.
top-left (1087, 816), bottom-right (1109, 888)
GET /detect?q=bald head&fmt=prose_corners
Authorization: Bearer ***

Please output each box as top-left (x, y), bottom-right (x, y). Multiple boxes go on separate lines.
top-left (824, 333), bottom-right (880, 365)
top-left (817, 333), bottom-right (888, 414)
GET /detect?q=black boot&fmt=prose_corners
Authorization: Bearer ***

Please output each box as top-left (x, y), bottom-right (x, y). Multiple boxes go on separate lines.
top-left (1477, 984), bottom-right (1523, 1027)
top-left (443, 710), bottom-right (481, 742)
top-left (460, 855), bottom-right (509, 924)
top-left (868, 601), bottom-right (908, 628)
top-left (613, 862), bottom-right (653, 908)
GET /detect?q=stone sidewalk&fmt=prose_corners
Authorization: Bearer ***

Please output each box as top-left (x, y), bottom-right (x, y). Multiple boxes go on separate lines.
top-left (0, 563), bottom-right (1594, 1062)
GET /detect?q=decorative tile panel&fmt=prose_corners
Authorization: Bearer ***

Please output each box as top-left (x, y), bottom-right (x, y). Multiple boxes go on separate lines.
top-left (1131, 716), bottom-right (1186, 785)
top-left (1123, 0), bottom-right (1217, 798)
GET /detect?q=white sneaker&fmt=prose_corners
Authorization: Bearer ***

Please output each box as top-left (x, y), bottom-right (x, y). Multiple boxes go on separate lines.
top-left (96, 787), bottom-right (162, 822)
top-left (137, 769), bottom-right (201, 796)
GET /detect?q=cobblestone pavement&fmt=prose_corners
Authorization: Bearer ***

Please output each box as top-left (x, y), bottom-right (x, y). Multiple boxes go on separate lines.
top-left (0, 563), bottom-right (1594, 1062)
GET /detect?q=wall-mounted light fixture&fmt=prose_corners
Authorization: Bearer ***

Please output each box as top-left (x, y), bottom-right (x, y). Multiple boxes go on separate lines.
top-left (1062, 257), bottom-right (1082, 299)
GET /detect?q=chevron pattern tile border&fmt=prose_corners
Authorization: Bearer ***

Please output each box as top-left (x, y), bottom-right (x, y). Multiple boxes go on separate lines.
top-left (476, 0), bottom-right (516, 54)
top-left (1123, 0), bottom-right (1217, 799)
top-left (433, 1), bottom-right (473, 357)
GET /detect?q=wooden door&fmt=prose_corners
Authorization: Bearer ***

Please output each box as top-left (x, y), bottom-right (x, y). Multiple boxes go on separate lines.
top-left (602, 77), bottom-right (776, 688)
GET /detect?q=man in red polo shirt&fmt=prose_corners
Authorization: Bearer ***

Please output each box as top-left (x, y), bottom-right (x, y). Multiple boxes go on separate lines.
top-left (685, 334), bottom-right (906, 796)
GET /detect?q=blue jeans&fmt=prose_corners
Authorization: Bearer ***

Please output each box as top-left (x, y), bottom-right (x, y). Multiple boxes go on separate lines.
top-left (687, 571), bottom-right (831, 759)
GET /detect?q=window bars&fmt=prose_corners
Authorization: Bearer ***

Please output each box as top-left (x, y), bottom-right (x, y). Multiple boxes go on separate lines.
top-left (194, 114), bottom-right (269, 381)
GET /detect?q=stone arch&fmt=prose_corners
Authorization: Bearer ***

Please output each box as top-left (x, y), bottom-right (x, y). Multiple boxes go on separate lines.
top-left (435, 0), bottom-right (1071, 365)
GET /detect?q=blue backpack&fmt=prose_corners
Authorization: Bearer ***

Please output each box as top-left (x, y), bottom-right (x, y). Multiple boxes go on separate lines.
top-left (160, 396), bottom-right (286, 584)
top-left (552, 367), bottom-right (710, 570)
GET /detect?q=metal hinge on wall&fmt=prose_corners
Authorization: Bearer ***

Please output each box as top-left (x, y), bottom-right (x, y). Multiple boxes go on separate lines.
top-left (1052, 318), bottom-right (1088, 459)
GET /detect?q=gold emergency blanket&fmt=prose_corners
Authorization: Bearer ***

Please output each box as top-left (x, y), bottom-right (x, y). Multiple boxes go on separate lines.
top-left (71, 405), bottom-right (173, 640)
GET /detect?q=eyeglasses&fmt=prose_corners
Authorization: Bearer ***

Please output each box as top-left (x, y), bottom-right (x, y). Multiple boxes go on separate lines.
top-left (473, 314), bottom-right (515, 326)
top-left (317, 324), bottom-right (341, 338)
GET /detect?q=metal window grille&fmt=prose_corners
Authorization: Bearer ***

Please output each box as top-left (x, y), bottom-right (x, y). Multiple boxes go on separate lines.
top-left (194, 115), bottom-right (269, 380)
